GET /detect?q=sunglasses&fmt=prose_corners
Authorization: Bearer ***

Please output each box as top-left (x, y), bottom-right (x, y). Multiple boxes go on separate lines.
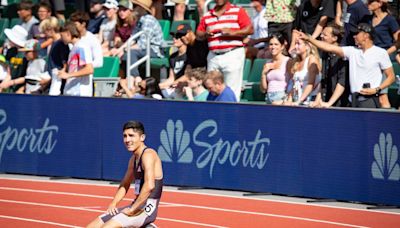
top-left (357, 24), bottom-right (372, 34)
top-left (174, 33), bottom-right (185, 39)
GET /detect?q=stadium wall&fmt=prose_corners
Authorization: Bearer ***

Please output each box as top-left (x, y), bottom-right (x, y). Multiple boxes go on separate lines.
top-left (0, 94), bottom-right (399, 206)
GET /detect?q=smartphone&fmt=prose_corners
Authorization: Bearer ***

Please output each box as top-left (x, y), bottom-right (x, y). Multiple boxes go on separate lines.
top-left (362, 83), bottom-right (371, 89)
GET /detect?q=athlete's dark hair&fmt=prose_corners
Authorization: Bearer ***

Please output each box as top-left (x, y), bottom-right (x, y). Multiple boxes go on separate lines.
top-left (123, 121), bottom-right (145, 135)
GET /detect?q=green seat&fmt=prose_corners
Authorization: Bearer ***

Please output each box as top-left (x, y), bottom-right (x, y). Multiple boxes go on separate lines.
top-left (93, 57), bottom-right (120, 97)
top-left (241, 58), bottom-right (268, 101)
top-left (248, 58), bottom-right (268, 82)
top-left (94, 57), bottom-right (120, 78)
top-left (158, 19), bottom-right (171, 41)
top-left (0, 18), bottom-right (9, 46)
top-left (9, 18), bottom-right (22, 28)
top-left (243, 58), bottom-right (252, 81)
top-left (168, 19), bottom-right (196, 41)
top-left (232, 0), bottom-right (251, 4)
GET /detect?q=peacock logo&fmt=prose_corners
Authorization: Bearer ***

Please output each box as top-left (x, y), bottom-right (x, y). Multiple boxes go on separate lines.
top-left (158, 119), bottom-right (193, 163)
top-left (371, 133), bottom-right (400, 181)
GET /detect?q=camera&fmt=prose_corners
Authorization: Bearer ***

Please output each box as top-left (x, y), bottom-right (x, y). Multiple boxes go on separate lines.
top-left (362, 83), bottom-right (370, 89)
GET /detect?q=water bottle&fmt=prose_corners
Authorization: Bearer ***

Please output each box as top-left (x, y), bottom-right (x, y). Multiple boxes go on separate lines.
top-left (396, 75), bottom-right (400, 95)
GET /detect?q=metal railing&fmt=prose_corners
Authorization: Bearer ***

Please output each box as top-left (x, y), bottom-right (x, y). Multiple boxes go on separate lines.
top-left (126, 30), bottom-right (151, 89)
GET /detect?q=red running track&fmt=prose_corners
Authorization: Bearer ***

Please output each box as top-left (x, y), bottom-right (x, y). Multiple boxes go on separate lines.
top-left (0, 177), bottom-right (399, 227)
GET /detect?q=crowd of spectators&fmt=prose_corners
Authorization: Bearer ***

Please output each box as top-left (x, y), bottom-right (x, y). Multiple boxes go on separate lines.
top-left (0, 0), bottom-right (399, 109)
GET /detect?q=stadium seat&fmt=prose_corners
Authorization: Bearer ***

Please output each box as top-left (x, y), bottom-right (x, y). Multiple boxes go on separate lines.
top-left (247, 58), bottom-right (268, 82)
top-left (0, 18), bottom-right (9, 46)
top-left (243, 58), bottom-right (252, 81)
top-left (93, 57), bottom-right (120, 97)
top-left (158, 19), bottom-right (171, 41)
top-left (9, 18), bottom-right (22, 28)
top-left (168, 20), bottom-right (196, 41)
top-left (241, 58), bottom-right (267, 102)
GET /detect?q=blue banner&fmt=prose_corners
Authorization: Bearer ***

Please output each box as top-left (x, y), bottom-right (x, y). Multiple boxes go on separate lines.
top-left (0, 94), bottom-right (399, 206)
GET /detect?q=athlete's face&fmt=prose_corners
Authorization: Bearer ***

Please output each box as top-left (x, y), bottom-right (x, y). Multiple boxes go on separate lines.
top-left (123, 129), bottom-right (145, 152)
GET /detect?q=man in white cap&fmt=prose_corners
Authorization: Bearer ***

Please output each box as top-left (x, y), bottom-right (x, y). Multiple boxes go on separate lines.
top-left (98, 0), bottom-right (119, 56)
top-left (3, 25), bottom-right (29, 93)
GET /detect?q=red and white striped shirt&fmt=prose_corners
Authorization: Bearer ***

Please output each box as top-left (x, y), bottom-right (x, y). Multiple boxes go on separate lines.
top-left (197, 2), bottom-right (251, 53)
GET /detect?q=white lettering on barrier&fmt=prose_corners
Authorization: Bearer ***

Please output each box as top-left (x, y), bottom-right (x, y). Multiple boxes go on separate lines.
top-left (0, 109), bottom-right (58, 163)
top-left (193, 119), bottom-right (270, 178)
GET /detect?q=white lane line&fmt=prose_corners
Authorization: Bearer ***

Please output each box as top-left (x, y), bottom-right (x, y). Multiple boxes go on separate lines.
top-left (0, 215), bottom-right (82, 227)
top-left (0, 199), bottom-right (224, 228)
top-left (1, 177), bottom-right (399, 216)
top-left (0, 187), bottom-right (369, 228)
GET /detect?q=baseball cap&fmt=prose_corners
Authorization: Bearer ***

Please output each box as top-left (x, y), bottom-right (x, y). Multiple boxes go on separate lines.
top-left (119, 0), bottom-right (133, 10)
top-left (354, 23), bottom-right (375, 39)
top-left (170, 23), bottom-right (192, 38)
top-left (103, 0), bottom-right (118, 9)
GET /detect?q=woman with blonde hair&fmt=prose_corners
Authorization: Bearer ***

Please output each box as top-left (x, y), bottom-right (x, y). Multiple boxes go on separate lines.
top-left (287, 34), bottom-right (322, 106)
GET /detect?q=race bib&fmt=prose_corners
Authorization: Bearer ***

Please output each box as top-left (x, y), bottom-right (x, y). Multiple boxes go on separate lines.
top-left (144, 199), bottom-right (157, 216)
top-left (134, 179), bottom-right (141, 195)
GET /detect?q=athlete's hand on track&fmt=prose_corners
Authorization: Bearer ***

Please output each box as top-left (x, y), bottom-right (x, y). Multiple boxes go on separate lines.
top-left (107, 204), bottom-right (119, 215)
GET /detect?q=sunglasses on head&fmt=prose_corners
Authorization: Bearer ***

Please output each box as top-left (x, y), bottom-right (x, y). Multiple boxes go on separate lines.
top-left (357, 24), bottom-right (372, 34)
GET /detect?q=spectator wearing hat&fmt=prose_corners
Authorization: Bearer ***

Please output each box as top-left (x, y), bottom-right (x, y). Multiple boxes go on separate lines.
top-left (99, 0), bottom-right (119, 56)
top-left (120, 0), bottom-right (164, 90)
top-left (180, 23), bottom-right (208, 71)
top-left (159, 23), bottom-right (189, 98)
top-left (205, 70), bottom-right (237, 102)
top-left (297, 23), bottom-right (395, 108)
top-left (70, 11), bottom-right (103, 68)
top-left (59, 22), bottom-right (94, 97)
top-left (3, 25), bottom-right (29, 94)
top-left (88, 0), bottom-right (107, 34)
top-left (17, 0), bottom-right (39, 33)
top-left (40, 16), bottom-right (70, 96)
top-left (109, 0), bottom-right (136, 57)
top-left (19, 40), bottom-right (51, 94)
top-left (197, 0), bottom-right (253, 101)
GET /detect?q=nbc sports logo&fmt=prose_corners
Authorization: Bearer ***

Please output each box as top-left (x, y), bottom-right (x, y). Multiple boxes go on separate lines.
top-left (158, 120), bottom-right (193, 163)
top-left (371, 133), bottom-right (400, 181)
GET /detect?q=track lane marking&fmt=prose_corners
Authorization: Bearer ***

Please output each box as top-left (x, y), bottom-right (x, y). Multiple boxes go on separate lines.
top-left (0, 215), bottom-right (82, 227)
top-left (1, 177), bottom-right (399, 216)
top-left (0, 199), bottom-right (225, 228)
top-left (0, 189), bottom-right (370, 228)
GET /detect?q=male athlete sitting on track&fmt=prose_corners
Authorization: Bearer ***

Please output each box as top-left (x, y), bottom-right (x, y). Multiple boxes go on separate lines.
top-left (86, 121), bottom-right (163, 228)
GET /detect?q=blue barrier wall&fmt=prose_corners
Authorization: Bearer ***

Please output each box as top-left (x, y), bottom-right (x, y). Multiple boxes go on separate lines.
top-left (0, 94), bottom-right (399, 206)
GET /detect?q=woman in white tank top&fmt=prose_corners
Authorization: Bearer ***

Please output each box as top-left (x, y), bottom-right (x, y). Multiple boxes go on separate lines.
top-left (289, 37), bottom-right (322, 105)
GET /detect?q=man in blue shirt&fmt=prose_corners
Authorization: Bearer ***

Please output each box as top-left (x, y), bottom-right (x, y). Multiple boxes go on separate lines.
top-left (205, 70), bottom-right (237, 102)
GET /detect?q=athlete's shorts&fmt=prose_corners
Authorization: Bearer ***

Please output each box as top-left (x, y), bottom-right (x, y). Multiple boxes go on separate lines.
top-left (99, 198), bottom-right (159, 227)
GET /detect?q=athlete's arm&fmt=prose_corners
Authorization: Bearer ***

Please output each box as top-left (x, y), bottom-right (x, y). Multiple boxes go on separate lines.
top-left (123, 151), bottom-right (156, 216)
top-left (107, 156), bottom-right (135, 215)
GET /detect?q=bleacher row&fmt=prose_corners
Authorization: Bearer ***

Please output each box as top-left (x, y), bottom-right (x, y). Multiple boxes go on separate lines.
top-left (93, 54), bottom-right (400, 104)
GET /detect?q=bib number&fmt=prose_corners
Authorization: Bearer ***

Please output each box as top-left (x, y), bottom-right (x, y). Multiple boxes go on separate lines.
top-left (144, 199), bottom-right (157, 216)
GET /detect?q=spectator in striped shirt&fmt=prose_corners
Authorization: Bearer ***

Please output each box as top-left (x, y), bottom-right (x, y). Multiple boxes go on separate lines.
top-left (197, 0), bottom-right (253, 101)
